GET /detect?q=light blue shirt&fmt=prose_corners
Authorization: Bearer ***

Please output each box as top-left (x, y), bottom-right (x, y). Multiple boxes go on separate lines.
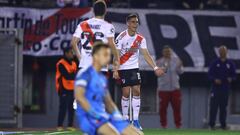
top-left (75, 66), bottom-right (108, 114)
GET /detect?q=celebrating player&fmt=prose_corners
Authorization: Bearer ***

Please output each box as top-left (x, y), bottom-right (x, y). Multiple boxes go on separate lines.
top-left (116, 14), bottom-right (164, 130)
top-left (71, 0), bottom-right (119, 77)
top-left (74, 42), bottom-right (143, 135)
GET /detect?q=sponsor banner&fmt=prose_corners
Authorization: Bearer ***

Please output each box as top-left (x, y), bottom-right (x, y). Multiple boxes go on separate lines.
top-left (0, 7), bottom-right (239, 71)
top-left (0, 7), bottom-right (93, 56)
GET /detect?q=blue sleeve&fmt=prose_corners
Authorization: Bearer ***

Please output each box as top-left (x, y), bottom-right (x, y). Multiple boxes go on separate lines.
top-left (101, 75), bottom-right (109, 97)
top-left (74, 70), bottom-right (90, 88)
top-left (208, 60), bottom-right (217, 81)
top-left (229, 61), bottom-right (237, 80)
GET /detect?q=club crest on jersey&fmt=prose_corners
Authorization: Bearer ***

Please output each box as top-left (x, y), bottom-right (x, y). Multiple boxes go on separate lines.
top-left (136, 40), bottom-right (141, 46)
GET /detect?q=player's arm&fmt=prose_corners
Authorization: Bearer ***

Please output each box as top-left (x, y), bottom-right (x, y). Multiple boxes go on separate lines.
top-left (71, 24), bottom-right (82, 61)
top-left (104, 91), bottom-right (117, 113)
top-left (75, 86), bottom-right (106, 119)
top-left (71, 36), bottom-right (81, 61)
top-left (107, 25), bottom-right (120, 79)
top-left (75, 86), bottom-right (90, 112)
top-left (140, 48), bottom-right (164, 76)
top-left (75, 74), bottom-right (106, 119)
top-left (104, 91), bottom-right (123, 120)
top-left (108, 37), bottom-right (120, 66)
top-left (107, 25), bottom-right (120, 69)
top-left (140, 48), bottom-right (157, 69)
top-left (139, 38), bottom-right (164, 76)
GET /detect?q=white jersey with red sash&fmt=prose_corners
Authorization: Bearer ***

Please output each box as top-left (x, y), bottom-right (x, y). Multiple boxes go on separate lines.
top-left (116, 30), bottom-right (147, 70)
top-left (73, 18), bottom-right (115, 70)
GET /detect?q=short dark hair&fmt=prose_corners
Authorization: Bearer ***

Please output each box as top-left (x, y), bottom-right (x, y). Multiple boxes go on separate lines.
top-left (92, 42), bottom-right (110, 56)
top-left (63, 47), bottom-right (72, 55)
top-left (126, 13), bottom-right (138, 22)
top-left (93, 0), bottom-right (106, 16)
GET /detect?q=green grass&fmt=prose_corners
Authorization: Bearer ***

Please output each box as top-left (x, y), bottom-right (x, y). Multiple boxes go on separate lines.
top-left (8, 129), bottom-right (240, 135)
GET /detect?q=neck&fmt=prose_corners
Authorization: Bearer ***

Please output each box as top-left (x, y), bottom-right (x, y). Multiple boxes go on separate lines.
top-left (92, 61), bottom-right (102, 72)
top-left (127, 29), bottom-right (136, 36)
top-left (95, 16), bottom-right (104, 19)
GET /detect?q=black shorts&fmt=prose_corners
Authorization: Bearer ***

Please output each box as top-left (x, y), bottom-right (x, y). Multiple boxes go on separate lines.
top-left (119, 68), bottom-right (141, 87)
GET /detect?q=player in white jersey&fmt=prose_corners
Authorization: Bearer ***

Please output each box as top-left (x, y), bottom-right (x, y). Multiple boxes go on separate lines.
top-left (71, 0), bottom-right (119, 77)
top-left (115, 14), bottom-right (164, 130)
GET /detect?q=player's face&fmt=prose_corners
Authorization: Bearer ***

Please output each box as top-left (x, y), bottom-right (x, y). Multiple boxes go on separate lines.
top-left (96, 48), bottom-right (111, 66)
top-left (127, 17), bottom-right (139, 33)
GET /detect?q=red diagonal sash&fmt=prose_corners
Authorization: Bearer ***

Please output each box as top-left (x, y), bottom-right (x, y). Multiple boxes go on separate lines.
top-left (120, 35), bottom-right (143, 65)
top-left (80, 21), bottom-right (94, 45)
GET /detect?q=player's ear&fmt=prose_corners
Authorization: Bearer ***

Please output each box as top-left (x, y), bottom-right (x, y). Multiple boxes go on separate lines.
top-left (126, 21), bottom-right (129, 26)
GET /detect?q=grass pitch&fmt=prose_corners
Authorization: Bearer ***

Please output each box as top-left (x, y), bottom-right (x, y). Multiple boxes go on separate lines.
top-left (4, 129), bottom-right (240, 135)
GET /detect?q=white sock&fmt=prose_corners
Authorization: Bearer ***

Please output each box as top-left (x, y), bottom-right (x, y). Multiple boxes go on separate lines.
top-left (121, 97), bottom-right (129, 120)
top-left (132, 96), bottom-right (141, 120)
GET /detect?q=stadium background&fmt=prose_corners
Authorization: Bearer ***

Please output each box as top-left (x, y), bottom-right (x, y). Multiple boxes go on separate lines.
top-left (0, 0), bottom-right (240, 132)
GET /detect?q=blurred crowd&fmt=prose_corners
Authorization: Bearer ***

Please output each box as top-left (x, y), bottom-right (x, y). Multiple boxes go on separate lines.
top-left (0, 0), bottom-right (239, 11)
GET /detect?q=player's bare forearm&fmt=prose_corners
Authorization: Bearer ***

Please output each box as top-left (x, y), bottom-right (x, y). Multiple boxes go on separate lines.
top-left (75, 86), bottom-right (91, 112)
top-left (71, 36), bottom-right (81, 61)
top-left (141, 49), bottom-right (156, 69)
top-left (104, 92), bottom-right (118, 113)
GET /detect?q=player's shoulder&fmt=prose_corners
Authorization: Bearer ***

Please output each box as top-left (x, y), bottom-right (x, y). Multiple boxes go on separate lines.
top-left (117, 30), bottom-right (127, 40)
top-left (76, 67), bottom-right (92, 79)
top-left (102, 19), bottom-right (113, 26)
top-left (102, 20), bottom-right (114, 31)
top-left (136, 33), bottom-right (146, 40)
top-left (76, 20), bottom-right (88, 29)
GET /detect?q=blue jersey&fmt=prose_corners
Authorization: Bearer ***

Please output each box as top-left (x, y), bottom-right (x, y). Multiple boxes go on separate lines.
top-left (74, 66), bottom-right (129, 135)
top-left (75, 66), bottom-right (108, 115)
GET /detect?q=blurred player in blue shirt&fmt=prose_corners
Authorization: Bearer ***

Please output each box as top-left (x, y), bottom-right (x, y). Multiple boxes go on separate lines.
top-left (74, 42), bottom-right (143, 135)
top-left (208, 45), bottom-right (236, 130)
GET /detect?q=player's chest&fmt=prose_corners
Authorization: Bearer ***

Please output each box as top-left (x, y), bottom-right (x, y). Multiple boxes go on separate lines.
top-left (89, 76), bottom-right (106, 94)
top-left (121, 37), bottom-right (141, 53)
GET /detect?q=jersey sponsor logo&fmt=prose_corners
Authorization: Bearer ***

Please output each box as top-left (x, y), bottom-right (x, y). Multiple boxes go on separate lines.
top-left (120, 35), bottom-right (143, 65)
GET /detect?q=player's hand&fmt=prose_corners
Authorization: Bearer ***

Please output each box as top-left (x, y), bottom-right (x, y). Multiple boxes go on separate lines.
top-left (110, 110), bottom-right (124, 121)
top-left (113, 70), bottom-right (120, 79)
top-left (215, 79), bottom-right (222, 85)
top-left (154, 67), bottom-right (165, 76)
top-left (88, 108), bottom-right (109, 120)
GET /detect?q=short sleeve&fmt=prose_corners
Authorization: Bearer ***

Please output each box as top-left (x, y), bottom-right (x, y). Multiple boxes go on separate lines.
top-left (74, 70), bottom-right (89, 88)
top-left (115, 34), bottom-right (123, 50)
top-left (106, 24), bottom-right (115, 38)
top-left (140, 38), bottom-right (147, 49)
top-left (73, 24), bottom-right (82, 38)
